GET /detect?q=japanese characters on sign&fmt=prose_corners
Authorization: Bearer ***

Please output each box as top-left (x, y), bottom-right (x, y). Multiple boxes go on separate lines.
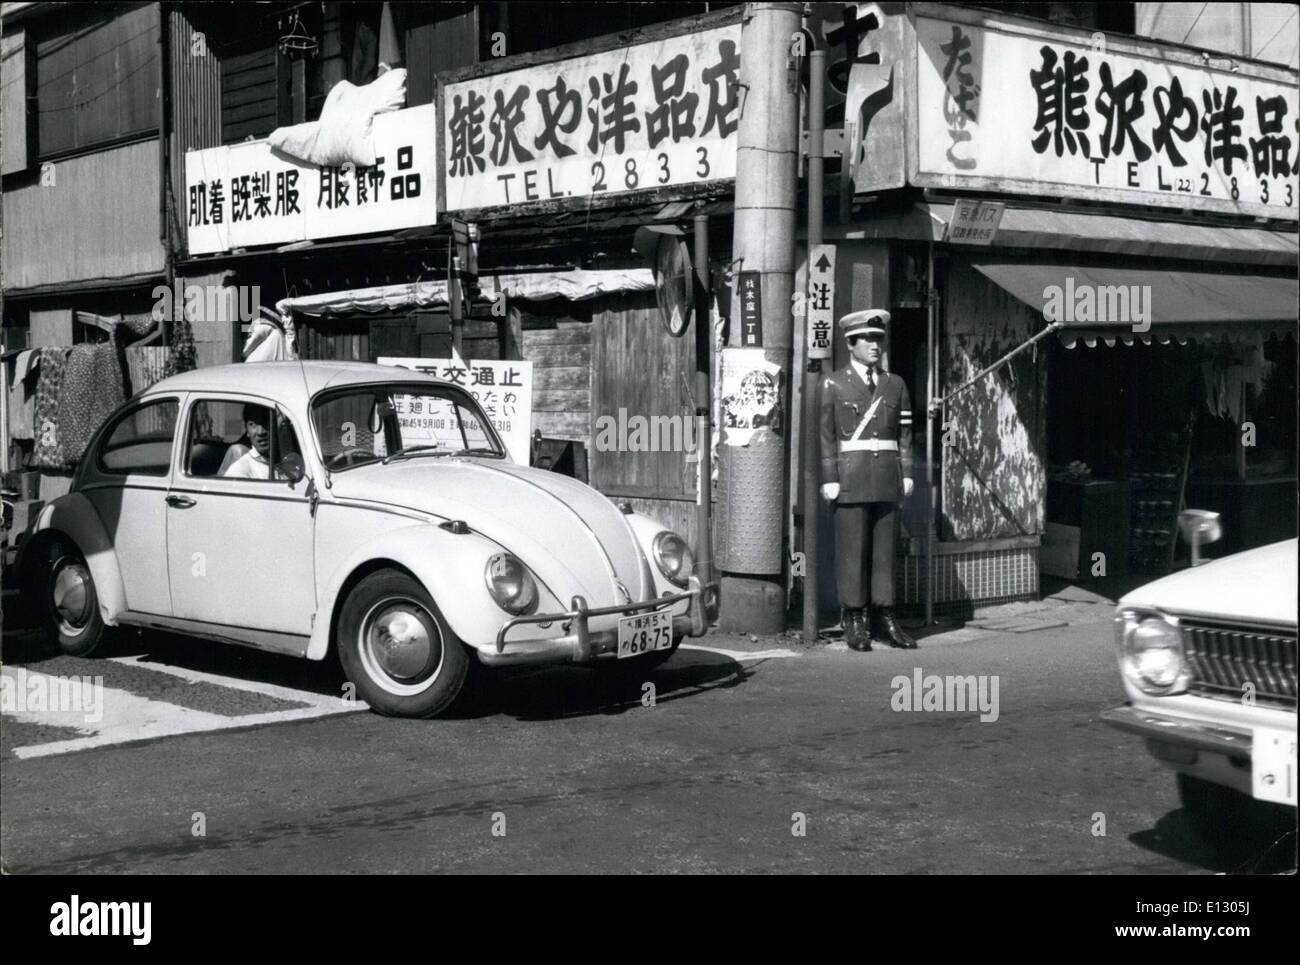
top-left (442, 24), bottom-right (741, 211)
top-left (806, 245), bottom-right (836, 360)
top-left (912, 15), bottom-right (1299, 220)
top-left (945, 200), bottom-right (1005, 244)
top-left (736, 271), bottom-right (763, 348)
top-left (377, 357), bottom-right (533, 465)
top-left (185, 105), bottom-right (439, 255)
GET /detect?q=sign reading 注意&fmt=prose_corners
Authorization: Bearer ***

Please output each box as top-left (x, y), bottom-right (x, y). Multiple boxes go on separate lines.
top-left (442, 24), bottom-right (741, 211)
top-left (806, 245), bottom-right (836, 360)
top-left (913, 12), bottom-right (1299, 220)
top-left (185, 105), bottom-right (439, 255)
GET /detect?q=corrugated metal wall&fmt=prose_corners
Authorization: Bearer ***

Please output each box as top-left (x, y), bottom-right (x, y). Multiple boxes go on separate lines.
top-left (170, 5), bottom-right (224, 256)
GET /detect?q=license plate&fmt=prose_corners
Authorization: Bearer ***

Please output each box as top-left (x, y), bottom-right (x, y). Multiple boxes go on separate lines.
top-left (617, 610), bottom-right (673, 659)
top-left (1252, 727), bottom-right (1297, 805)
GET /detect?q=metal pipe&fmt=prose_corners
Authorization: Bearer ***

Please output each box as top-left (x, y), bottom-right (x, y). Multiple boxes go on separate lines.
top-left (801, 48), bottom-right (825, 646)
top-left (694, 213), bottom-right (714, 590)
top-left (925, 243), bottom-right (936, 626)
top-left (934, 322), bottom-right (1064, 409)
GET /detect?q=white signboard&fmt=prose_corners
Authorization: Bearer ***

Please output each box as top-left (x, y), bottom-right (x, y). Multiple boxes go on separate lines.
top-left (806, 244), bottom-right (836, 360)
top-left (915, 14), bottom-right (1299, 220)
top-left (185, 104), bottom-right (440, 255)
top-left (443, 24), bottom-right (741, 211)
top-left (944, 199), bottom-right (1005, 244)
top-left (377, 357), bottom-right (532, 465)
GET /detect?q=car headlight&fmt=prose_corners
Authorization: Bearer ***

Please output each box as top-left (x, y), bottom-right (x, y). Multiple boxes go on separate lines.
top-left (1115, 608), bottom-right (1189, 695)
top-left (652, 531), bottom-right (694, 588)
top-left (485, 553), bottom-right (538, 615)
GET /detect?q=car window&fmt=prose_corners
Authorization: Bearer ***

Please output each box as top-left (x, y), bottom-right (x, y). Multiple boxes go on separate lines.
top-left (98, 399), bottom-right (179, 476)
top-left (186, 399), bottom-right (301, 481)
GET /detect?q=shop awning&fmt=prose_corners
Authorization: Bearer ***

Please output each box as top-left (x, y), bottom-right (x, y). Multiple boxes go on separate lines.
top-left (972, 263), bottom-right (1298, 345)
top-left (830, 202), bottom-right (1299, 267)
top-left (275, 269), bottom-right (654, 317)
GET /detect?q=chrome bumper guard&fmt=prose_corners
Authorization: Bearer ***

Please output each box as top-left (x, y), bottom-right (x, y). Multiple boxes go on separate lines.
top-left (1100, 704), bottom-right (1253, 758)
top-left (483, 576), bottom-right (719, 669)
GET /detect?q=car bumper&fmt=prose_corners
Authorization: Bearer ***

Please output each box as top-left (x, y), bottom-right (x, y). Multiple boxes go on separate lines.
top-left (1101, 704), bottom-right (1253, 760)
top-left (479, 575), bottom-right (719, 669)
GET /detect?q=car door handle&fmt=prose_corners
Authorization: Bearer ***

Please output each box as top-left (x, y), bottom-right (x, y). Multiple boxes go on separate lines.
top-left (166, 494), bottom-right (197, 508)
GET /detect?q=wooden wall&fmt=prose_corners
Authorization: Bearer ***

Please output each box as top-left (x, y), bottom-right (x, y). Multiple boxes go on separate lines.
top-left (940, 259), bottom-right (1047, 541)
top-left (1, 140), bottom-right (165, 291)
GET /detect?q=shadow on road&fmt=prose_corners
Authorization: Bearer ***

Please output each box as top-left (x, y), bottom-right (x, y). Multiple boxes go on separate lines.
top-left (1129, 806), bottom-right (1297, 875)
top-left (449, 648), bottom-right (751, 721)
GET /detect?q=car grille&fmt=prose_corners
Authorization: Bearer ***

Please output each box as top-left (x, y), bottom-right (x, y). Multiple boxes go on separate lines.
top-left (1182, 620), bottom-right (1298, 709)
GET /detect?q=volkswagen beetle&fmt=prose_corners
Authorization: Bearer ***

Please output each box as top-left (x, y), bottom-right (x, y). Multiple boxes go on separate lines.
top-left (19, 362), bottom-right (718, 718)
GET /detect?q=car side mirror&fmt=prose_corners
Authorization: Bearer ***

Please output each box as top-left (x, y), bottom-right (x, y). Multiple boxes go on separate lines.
top-left (1178, 509), bottom-right (1222, 566)
top-left (279, 452), bottom-right (307, 484)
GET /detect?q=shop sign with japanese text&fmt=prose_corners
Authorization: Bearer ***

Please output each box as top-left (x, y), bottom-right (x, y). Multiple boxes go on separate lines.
top-left (377, 356), bottom-right (533, 465)
top-left (913, 12), bottom-right (1299, 220)
top-left (442, 24), bottom-right (741, 212)
top-left (185, 105), bottom-right (439, 256)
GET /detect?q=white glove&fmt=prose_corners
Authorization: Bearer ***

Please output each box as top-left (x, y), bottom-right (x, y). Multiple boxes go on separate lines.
top-left (903, 478), bottom-right (914, 498)
top-left (821, 482), bottom-right (840, 501)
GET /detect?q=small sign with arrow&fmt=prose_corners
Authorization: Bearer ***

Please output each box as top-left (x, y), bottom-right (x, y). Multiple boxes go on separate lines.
top-left (807, 244), bottom-right (836, 360)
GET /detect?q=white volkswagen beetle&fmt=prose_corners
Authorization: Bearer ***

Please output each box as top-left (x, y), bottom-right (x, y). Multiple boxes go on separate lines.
top-left (19, 362), bottom-right (717, 718)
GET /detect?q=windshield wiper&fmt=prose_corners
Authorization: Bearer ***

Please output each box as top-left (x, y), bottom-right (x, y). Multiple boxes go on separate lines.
top-left (381, 445), bottom-right (450, 464)
top-left (454, 447), bottom-right (504, 457)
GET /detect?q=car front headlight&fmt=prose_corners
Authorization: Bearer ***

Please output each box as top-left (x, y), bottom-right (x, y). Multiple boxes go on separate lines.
top-left (1115, 608), bottom-right (1189, 695)
top-left (485, 553), bottom-right (538, 615)
top-left (652, 531), bottom-right (694, 588)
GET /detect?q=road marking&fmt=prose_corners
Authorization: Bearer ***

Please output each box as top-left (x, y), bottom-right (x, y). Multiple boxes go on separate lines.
top-left (2, 660), bottom-right (367, 760)
top-left (679, 644), bottom-right (801, 661)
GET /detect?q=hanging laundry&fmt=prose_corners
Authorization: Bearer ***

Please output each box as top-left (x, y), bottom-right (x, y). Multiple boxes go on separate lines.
top-left (58, 343), bottom-right (127, 467)
top-left (243, 307), bottom-right (298, 362)
top-left (31, 347), bottom-right (70, 469)
top-left (6, 349), bottom-right (39, 441)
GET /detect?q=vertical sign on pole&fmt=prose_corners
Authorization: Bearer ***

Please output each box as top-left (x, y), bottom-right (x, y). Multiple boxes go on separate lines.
top-left (737, 271), bottom-right (763, 348)
top-left (806, 244), bottom-right (836, 360)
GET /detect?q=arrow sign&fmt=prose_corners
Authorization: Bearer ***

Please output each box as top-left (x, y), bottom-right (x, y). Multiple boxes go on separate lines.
top-left (806, 244), bottom-right (836, 361)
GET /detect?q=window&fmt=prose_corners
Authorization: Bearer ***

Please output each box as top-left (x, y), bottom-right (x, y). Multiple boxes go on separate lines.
top-left (98, 399), bottom-right (178, 476)
top-left (185, 399), bottom-right (301, 481)
top-left (312, 384), bottom-right (501, 471)
top-left (36, 3), bottom-right (160, 158)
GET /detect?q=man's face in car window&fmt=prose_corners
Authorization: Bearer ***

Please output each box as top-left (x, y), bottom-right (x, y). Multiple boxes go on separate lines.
top-left (245, 411), bottom-right (271, 457)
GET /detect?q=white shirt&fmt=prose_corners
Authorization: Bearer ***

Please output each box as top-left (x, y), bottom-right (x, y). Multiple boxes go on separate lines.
top-left (222, 448), bottom-right (281, 480)
top-left (850, 358), bottom-right (879, 388)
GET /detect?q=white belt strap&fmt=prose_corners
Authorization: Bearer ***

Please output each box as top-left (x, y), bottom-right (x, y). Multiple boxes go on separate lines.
top-left (840, 439), bottom-right (898, 453)
top-left (848, 392), bottom-right (886, 442)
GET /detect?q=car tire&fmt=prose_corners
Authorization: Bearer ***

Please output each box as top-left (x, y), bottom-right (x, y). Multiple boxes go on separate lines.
top-left (1177, 773), bottom-right (1249, 846)
top-left (337, 570), bottom-right (469, 719)
top-left (42, 547), bottom-right (110, 657)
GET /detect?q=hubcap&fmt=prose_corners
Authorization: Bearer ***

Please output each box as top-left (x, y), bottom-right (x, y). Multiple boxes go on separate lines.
top-left (51, 561), bottom-right (92, 633)
top-left (358, 597), bottom-right (444, 696)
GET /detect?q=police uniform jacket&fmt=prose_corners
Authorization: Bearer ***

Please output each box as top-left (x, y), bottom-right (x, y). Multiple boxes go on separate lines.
top-left (819, 365), bottom-right (913, 503)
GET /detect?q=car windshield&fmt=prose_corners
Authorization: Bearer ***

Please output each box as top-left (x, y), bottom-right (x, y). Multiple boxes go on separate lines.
top-left (312, 383), bottom-right (505, 471)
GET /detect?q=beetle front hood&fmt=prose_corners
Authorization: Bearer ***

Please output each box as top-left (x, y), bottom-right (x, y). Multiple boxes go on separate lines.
top-left (326, 458), bottom-right (654, 607)
top-left (1119, 538), bottom-right (1298, 628)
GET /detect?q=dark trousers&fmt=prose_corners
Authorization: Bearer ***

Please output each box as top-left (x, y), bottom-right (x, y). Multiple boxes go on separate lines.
top-left (833, 501), bottom-right (896, 608)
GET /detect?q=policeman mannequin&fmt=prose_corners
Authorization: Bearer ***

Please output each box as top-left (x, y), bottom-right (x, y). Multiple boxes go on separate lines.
top-left (819, 309), bottom-right (917, 651)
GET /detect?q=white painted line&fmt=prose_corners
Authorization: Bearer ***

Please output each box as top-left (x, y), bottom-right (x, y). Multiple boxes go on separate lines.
top-left (108, 655), bottom-right (362, 710)
top-left (679, 644), bottom-right (801, 661)
top-left (3, 662), bottom-right (368, 760)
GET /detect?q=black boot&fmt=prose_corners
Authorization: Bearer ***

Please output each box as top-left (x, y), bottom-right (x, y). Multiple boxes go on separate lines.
top-left (879, 607), bottom-right (917, 649)
top-left (843, 608), bottom-right (870, 651)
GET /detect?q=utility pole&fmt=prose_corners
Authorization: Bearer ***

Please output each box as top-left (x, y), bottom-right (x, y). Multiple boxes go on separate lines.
top-left (801, 47), bottom-right (826, 647)
top-left (717, 1), bottom-right (803, 634)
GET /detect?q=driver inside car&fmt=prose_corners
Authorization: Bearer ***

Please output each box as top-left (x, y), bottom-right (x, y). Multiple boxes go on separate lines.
top-left (222, 404), bottom-right (296, 479)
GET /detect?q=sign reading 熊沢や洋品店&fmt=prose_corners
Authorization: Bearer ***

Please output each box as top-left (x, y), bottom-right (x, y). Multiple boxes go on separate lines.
top-left (850, 4), bottom-right (1299, 221)
top-left (184, 105), bottom-right (440, 256)
top-left (441, 22), bottom-right (741, 212)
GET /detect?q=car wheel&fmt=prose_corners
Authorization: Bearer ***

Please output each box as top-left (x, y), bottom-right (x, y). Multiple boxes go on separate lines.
top-left (43, 548), bottom-right (109, 656)
top-left (337, 570), bottom-right (469, 718)
top-left (1177, 773), bottom-right (1249, 846)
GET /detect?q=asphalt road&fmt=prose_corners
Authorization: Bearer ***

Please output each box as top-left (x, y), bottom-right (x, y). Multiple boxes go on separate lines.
top-left (2, 609), bottom-right (1295, 874)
